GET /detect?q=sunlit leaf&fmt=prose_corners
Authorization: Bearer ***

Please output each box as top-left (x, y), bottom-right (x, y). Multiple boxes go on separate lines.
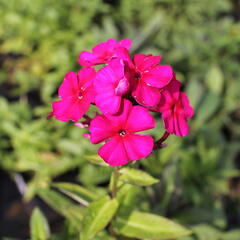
top-left (222, 230), bottom-right (240, 240)
top-left (30, 207), bottom-right (50, 240)
top-left (113, 211), bottom-right (192, 240)
top-left (84, 154), bottom-right (109, 167)
top-left (38, 188), bottom-right (84, 229)
top-left (192, 224), bottom-right (221, 240)
top-left (81, 196), bottom-right (119, 239)
top-left (205, 65), bottom-right (224, 95)
top-left (195, 93), bottom-right (220, 124)
top-left (119, 168), bottom-right (159, 186)
top-left (52, 182), bottom-right (98, 206)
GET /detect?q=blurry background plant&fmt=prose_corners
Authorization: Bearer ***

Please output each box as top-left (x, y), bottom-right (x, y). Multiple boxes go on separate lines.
top-left (0, 0), bottom-right (240, 239)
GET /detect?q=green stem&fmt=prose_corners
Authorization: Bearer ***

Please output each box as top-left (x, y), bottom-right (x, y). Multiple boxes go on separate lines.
top-left (110, 166), bottom-right (121, 198)
top-left (109, 166), bottom-right (121, 237)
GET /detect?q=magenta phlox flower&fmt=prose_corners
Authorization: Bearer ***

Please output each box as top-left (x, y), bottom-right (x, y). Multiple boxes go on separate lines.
top-left (94, 59), bottom-right (131, 114)
top-left (89, 100), bottom-right (155, 166)
top-left (131, 54), bottom-right (173, 107)
top-left (51, 38), bottom-right (195, 166)
top-left (114, 47), bottom-right (134, 69)
top-left (52, 68), bottom-right (96, 121)
top-left (78, 38), bottom-right (132, 67)
top-left (157, 79), bottom-right (194, 137)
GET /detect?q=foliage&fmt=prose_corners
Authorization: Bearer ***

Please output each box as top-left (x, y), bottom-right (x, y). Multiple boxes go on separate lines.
top-left (30, 208), bottom-right (50, 240)
top-left (1, 0), bottom-right (240, 239)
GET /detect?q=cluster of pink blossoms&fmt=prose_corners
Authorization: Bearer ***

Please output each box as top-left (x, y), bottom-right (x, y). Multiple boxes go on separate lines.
top-left (51, 39), bottom-right (194, 166)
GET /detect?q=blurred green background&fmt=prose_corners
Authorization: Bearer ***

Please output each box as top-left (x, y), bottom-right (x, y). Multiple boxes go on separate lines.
top-left (0, 0), bottom-right (240, 239)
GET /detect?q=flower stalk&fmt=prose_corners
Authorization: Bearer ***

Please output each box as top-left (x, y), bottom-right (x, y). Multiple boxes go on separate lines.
top-left (154, 131), bottom-right (170, 150)
top-left (110, 166), bottom-right (121, 198)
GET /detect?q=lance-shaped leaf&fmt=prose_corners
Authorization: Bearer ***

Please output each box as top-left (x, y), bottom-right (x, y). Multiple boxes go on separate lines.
top-left (222, 230), bottom-right (240, 240)
top-left (192, 224), bottom-right (221, 240)
top-left (84, 154), bottom-right (109, 166)
top-left (38, 188), bottom-right (84, 229)
top-left (196, 92), bottom-right (220, 125)
top-left (113, 210), bottom-right (192, 240)
top-left (52, 182), bottom-right (97, 206)
top-left (30, 207), bottom-right (50, 240)
top-left (81, 196), bottom-right (119, 239)
top-left (205, 65), bottom-right (224, 95)
top-left (119, 168), bottom-right (159, 186)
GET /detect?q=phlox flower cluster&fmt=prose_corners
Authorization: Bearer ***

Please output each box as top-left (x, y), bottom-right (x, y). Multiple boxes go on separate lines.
top-left (51, 39), bottom-right (194, 166)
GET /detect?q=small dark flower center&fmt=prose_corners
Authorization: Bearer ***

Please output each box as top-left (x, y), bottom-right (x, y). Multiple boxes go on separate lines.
top-left (78, 91), bottom-right (83, 99)
top-left (119, 129), bottom-right (126, 136)
top-left (134, 71), bottom-right (141, 79)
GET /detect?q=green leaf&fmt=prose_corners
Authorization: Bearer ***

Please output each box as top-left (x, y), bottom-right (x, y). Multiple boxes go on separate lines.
top-left (116, 184), bottom-right (136, 202)
top-left (113, 211), bottom-right (192, 240)
top-left (81, 196), bottom-right (119, 239)
top-left (222, 230), bottom-right (240, 240)
top-left (38, 188), bottom-right (84, 229)
top-left (119, 168), bottom-right (159, 186)
top-left (195, 92), bottom-right (220, 124)
top-left (84, 154), bottom-right (109, 167)
top-left (52, 182), bottom-right (98, 206)
top-left (205, 65), bottom-right (224, 95)
top-left (30, 207), bottom-right (50, 240)
top-left (24, 174), bottom-right (50, 201)
top-left (178, 237), bottom-right (194, 240)
top-left (192, 224), bottom-right (221, 240)
top-left (186, 79), bottom-right (204, 109)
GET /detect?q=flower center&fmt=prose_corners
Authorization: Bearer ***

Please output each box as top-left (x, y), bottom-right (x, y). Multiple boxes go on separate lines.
top-left (78, 91), bottom-right (83, 99)
top-left (134, 71), bottom-right (141, 79)
top-left (119, 129), bottom-right (126, 136)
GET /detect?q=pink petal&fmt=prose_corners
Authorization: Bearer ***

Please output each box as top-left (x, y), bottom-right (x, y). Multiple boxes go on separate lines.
top-left (58, 72), bottom-right (79, 99)
top-left (173, 113), bottom-right (189, 137)
top-left (162, 109), bottom-right (190, 137)
top-left (123, 134), bottom-right (154, 161)
top-left (52, 97), bottom-right (90, 122)
top-left (79, 39), bottom-right (131, 67)
top-left (179, 92), bottom-right (194, 118)
top-left (132, 82), bottom-right (161, 107)
top-left (93, 39), bottom-right (117, 53)
top-left (165, 78), bottom-right (181, 100)
top-left (105, 99), bottom-right (132, 129)
top-left (95, 64), bottom-right (120, 85)
top-left (133, 54), bottom-right (161, 72)
top-left (125, 106), bottom-right (155, 132)
top-left (78, 51), bottom-right (101, 67)
top-left (119, 39), bottom-right (132, 49)
top-left (108, 59), bottom-right (131, 96)
top-left (94, 66), bottom-right (121, 114)
top-left (108, 59), bottom-right (125, 80)
top-left (162, 110), bottom-right (174, 134)
top-left (94, 61), bottom-right (127, 114)
top-left (115, 76), bottom-right (130, 96)
top-left (144, 65), bottom-right (173, 88)
top-left (157, 79), bottom-right (181, 112)
top-left (95, 91), bottom-right (121, 114)
top-left (157, 90), bottom-right (173, 112)
top-left (98, 136), bottom-right (129, 166)
top-left (77, 68), bottom-right (96, 89)
top-left (114, 47), bottom-right (134, 68)
top-left (85, 86), bottom-right (96, 104)
top-left (90, 115), bottom-right (117, 144)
